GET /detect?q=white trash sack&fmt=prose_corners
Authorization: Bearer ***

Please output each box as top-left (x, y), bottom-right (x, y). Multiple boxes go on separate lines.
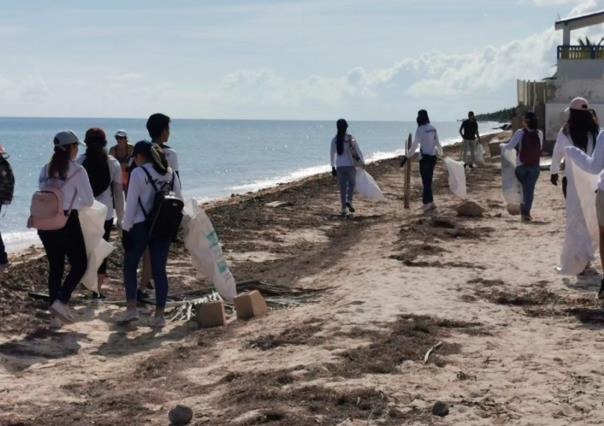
top-left (355, 168), bottom-right (386, 201)
top-left (558, 156), bottom-right (599, 275)
top-left (79, 201), bottom-right (114, 292)
top-left (501, 144), bottom-right (522, 213)
top-left (475, 143), bottom-right (486, 166)
top-left (182, 200), bottom-right (237, 301)
top-left (443, 157), bottom-right (467, 199)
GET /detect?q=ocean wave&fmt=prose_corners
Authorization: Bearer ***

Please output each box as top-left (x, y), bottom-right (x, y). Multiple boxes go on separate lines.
top-left (2, 230), bottom-right (40, 253)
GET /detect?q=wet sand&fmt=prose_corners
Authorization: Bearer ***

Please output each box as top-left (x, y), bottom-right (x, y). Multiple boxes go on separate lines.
top-left (3, 132), bottom-right (604, 425)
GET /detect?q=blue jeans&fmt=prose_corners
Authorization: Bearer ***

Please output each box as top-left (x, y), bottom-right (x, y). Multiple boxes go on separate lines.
top-left (515, 165), bottom-right (540, 217)
top-left (0, 206), bottom-right (6, 265)
top-left (337, 166), bottom-right (356, 210)
top-left (123, 222), bottom-right (172, 308)
top-left (419, 155), bottom-right (437, 204)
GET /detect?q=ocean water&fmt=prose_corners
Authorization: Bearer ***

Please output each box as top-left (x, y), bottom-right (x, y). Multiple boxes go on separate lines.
top-left (0, 117), bottom-right (499, 252)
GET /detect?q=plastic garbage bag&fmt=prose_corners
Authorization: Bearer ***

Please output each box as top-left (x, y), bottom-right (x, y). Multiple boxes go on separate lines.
top-left (501, 144), bottom-right (522, 213)
top-left (558, 156), bottom-right (599, 275)
top-left (443, 157), bottom-right (467, 199)
top-left (475, 143), bottom-right (486, 166)
top-left (355, 168), bottom-right (385, 201)
top-left (79, 201), bottom-right (113, 292)
top-left (183, 200), bottom-right (237, 301)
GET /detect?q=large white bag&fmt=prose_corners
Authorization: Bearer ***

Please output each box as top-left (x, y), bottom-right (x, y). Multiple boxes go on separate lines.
top-left (558, 157), bottom-right (599, 275)
top-left (443, 157), bottom-right (467, 199)
top-left (355, 168), bottom-right (386, 201)
top-left (79, 201), bottom-right (113, 292)
top-left (475, 143), bottom-right (486, 166)
top-left (501, 144), bottom-right (522, 211)
top-left (182, 200), bottom-right (237, 301)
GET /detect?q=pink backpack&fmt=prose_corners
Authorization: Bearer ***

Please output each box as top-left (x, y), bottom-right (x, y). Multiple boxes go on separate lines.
top-left (27, 168), bottom-right (81, 231)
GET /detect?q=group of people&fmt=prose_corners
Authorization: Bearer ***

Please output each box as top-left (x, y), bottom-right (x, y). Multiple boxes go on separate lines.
top-left (1, 113), bottom-right (183, 329)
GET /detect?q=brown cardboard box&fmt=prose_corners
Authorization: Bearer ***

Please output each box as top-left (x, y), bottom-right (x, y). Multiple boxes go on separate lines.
top-left (234, 290), bottom-right (268, 320)
top-left (195, 300), bottom-right (226, 328)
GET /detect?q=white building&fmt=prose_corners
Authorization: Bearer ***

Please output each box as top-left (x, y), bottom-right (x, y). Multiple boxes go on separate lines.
top-left (518, 10), bottom-right (604, 144)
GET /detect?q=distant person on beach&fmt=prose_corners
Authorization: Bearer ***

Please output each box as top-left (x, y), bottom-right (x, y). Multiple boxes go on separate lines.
top-left (501, 112), bottom-right (543, 222)
top-left (109, 130), bottom-right (133, 192)
top-left (78, 128), bottom-right (125, 298)
top-left (0, 145), bottom-right (14, 270)
top-left (120, 141), bottom-right (182, 327)
top-left (400, 109), bottom-right (443, 212)
top-left (330, 118), bottom-right (364, 217)
top-left (551, 98), bottom-right (600, 198)
top-left (37, 131), bottom-right (94, 324)
top-left (459, 111), bottom-right (481, 168)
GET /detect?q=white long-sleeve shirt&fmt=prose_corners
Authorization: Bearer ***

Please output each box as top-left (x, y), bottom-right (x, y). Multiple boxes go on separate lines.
top-left (408, 124), bottom-right (442, 158)
top-left (501, 128), bottom-right (544, 166)
top-left (551, 128), bottom-right (597, 175)
top-left (122, 163), bottom-right (183, 231)
top-left (330, 134), bottom-right (364, 168)
top-left (77, 154), bottom-right (125, 221)
top-left (565, 131), bottom-right (604, 192)
top-left (39, 161), bottom-right (94, 211)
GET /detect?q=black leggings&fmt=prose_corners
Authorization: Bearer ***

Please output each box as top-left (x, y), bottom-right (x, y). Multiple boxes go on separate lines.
top-left (98, 219), bottom-right (113, 275)
top-left (419, 155), bottom-right (437, 204)
top-left (38, 211), bottom-right (88, 304)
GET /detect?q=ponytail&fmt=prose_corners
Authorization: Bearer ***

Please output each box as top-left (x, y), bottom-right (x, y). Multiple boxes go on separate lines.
top-left (48, 145), bottom-right (71, 180)
top-left (150, 144), bottom-right (169, 175)
top-left (336, 118), bottom-right (348, 156)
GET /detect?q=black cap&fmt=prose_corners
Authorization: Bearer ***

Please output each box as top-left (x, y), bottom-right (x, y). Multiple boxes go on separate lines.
top-left (524, 111), bottom-right (537, 120)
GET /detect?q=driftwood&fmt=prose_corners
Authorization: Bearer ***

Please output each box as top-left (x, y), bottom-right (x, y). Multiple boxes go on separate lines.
top-left (403, 133), bottom-right (412, 209)
top-left (423, 341), bottom-right (443, 364)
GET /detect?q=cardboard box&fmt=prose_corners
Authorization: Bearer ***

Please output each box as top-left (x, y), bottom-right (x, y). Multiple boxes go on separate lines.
top-left (196, 300), bottom-right (226, 328)
top-left (234, 290), bottom-right (268, 320)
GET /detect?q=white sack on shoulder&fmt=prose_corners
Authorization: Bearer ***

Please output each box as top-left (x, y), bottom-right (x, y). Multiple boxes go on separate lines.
top-left (558, 157), bottom-right (598, 275)
top-left (501, 144), bottom-right (522, 206)
top-left (79, 201), bottom-right (113, 292)
top-left (183, 200), bottom-right (237, 301)
top-left (443, 157), bottom-right (467, 199)
top-left (355, 168), bottom-right (385, 201)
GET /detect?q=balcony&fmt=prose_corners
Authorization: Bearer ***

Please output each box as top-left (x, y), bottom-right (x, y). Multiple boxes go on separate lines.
top-left (557, 45), bottom-right (604, 60)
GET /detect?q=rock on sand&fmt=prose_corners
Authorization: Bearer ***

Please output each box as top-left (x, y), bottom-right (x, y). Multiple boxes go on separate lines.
top-left (456, 200), bottom-right (485, 217)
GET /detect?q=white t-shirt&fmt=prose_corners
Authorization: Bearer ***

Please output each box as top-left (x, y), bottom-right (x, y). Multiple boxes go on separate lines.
top-left (551, 128), bottom-right (597, 175)
top-left (162, 145), bottom-right (179, 172)
top-left (122, 163), bottom-right (183, 231)
top-left (330, 134), bottom-right (364, 168)
top-left (38, 161), bottom-right (94, 211)
top-left (77, 154), bottom-right (123, 220)
top-left (409, 124), bottom-right (443, 158)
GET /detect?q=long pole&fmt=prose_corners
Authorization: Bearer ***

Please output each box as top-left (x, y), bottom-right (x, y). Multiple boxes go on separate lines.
top-left (404, 133), bottom-right (412, 209)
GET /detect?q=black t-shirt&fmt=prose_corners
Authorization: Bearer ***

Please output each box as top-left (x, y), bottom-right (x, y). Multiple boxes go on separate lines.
top-left (461, 119), bottom-right (478, 140)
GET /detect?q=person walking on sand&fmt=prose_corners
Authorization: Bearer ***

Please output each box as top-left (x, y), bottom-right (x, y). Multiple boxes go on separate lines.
top-left (119, 141), bottom-right (182, 328)
top-left (400, 110), bottom-right (443, 212)
top-left (501, 112), bottom-right (543, 222)
top-left (109, 130), bottom-right (133, 193)
top-left (0, 145), bottom-right (15, 270)
top-left (78, 128), bottom-right (125, 298)
top-left (550, 97), bottom-right (600, 198)
top-left (35, 131), bottom-right (94, 324)
top-left (459, 111), bottom-right (481, 168)
top-left (330, 118), bottom-right (364, 217)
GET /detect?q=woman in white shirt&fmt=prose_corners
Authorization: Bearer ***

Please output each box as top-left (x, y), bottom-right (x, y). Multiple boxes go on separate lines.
top-left (120, 141), bottom-right (183, 327)
top-left (330, 119), bottom-right (364, 217)
top-left (38, 131), bottom-right (94, 324)
top-left (400, 110), bottom-right (443, 212)
top-left (78, 128), bottom-right (125, 298)
top-left (551, 97), bottom-right (600, 197)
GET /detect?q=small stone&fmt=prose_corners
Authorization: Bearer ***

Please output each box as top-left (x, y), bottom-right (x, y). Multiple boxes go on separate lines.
top-left (169, 405), bottom-right (193, 425)
top-left (456, 200), bottom-right (485, 217)
top-left (432, 401), bottom-right (449, 417)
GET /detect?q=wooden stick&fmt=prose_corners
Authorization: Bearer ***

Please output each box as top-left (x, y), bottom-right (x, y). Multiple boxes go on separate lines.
top-left (404, 133), bottom-right (412, 209)
top-left (423, 341), bottom-right (443, 364)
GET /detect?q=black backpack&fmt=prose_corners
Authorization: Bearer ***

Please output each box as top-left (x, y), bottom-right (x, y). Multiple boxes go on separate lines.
top-left (0, 155), bottom-right (15, 205)
top-left (138, 167), bottom-right (183, 240)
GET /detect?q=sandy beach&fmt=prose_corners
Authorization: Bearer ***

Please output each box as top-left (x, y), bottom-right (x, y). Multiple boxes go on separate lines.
top-left (3, 132), bottom-right (604, 425)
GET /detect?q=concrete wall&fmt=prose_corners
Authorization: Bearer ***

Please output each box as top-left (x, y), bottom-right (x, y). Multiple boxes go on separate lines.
top-left (558, 59), bottom-right (604, 80)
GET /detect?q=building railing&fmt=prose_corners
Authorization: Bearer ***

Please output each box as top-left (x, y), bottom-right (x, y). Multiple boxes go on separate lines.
top-left (558, 45), bottom-right (604, 60)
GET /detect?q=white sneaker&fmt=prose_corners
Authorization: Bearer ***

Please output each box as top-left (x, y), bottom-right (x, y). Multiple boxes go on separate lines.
top-left (49, 316), bottom-right (63, 329)
top-left (118, 309), bottom-right (139, 324)
top-left (49, 300), bottom-right (74, 323)
top-left (148, 316), bottom-right (166, 328)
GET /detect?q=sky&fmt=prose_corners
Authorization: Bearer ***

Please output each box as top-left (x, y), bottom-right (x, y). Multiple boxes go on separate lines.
top-left (0, 0), bottom-right (603, 121)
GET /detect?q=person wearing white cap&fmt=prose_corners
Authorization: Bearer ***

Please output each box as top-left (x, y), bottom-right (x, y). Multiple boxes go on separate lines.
top-left (551, 97), bottom-right (601, 197)
top-left (37, 130), bottom-right (94, 325)
top-left (109, 129), bottom-right (133, 192)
